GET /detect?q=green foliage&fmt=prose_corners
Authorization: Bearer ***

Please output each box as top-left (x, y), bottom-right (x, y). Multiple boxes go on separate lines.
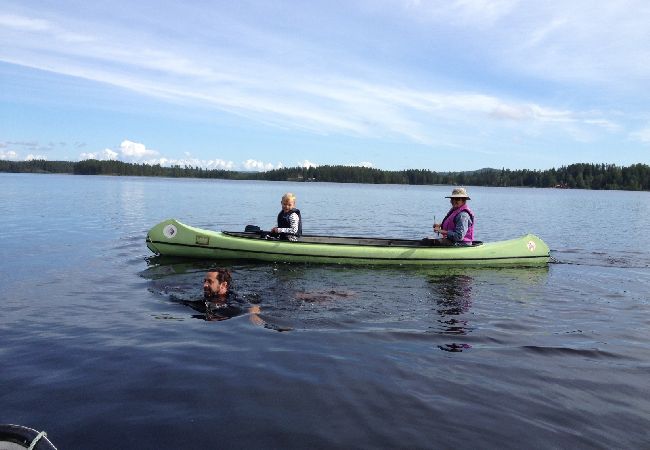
top-left (1, 159), bottom-right (649, 191)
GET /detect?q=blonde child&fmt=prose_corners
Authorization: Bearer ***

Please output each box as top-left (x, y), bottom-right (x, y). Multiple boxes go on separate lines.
top-left (271, 193), bottom-right (302, 241)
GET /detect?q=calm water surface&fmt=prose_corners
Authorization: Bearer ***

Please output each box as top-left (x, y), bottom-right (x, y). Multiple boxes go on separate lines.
top-left (1, 173), bottom-right (649, 449)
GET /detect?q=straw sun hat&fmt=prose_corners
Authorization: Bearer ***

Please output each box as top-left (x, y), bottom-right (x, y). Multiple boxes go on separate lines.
top-left (445, 187), bottom-right (471, 200)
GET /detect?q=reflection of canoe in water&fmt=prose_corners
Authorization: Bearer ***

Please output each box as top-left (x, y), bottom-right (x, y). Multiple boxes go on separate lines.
top-left (0, 424), bottom-right (57, 449)
top-left (146, 219), bottom-right (550, 267)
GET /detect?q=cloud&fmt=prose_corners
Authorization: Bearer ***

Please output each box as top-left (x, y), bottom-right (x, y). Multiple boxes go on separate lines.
top-left (0, 142), bottom-right (54, 160)
top-left (298, 160), bottom-right (318, 168)
top-left (375, 1), bottom-right (650, 98)
top-left (0, 7), bottom-right (627, 151)
top-left (205, 159), bottom-right (236, 170)
top-left (242, 159), bottom-right (283, 171)
top-left (118, 140), bottom-right (158, 159)
top-left (17, 141), bottom-right (39, 147)
top-left (0, 12), bottom-right (90, 43)
top-left (400, 0), bottom-right (519, 27)
top-left (3, 0), bottom-right (650, 172)
top-left (499, 3), bottom-right (650, 86)
top-left (25, 153), bottom-right (47, 160)
top-left (142, 157), bottom-right (236, 170)
top-left (525, 17), bottom-right (567, 47)
top-left (79, 148), bottom-right (118, 160)
top-left (79, 140), bottom-right (157, 162)
top-left (75, 142), bottom-right (231, 169)
top-left (0, 150), bottom-right (50, 160)
top-left (357, 161), bottom-right (374, 168)
top-left (76, 140), bottom-right (283, 170)
top-left (0, 150), bottom-right (18, 159)
top-left (0, 13), bottom-right (50, 32)
top-left (630, 127), bottom-right (650, 144)
top-left (489, 104), bottom-right (535, 121)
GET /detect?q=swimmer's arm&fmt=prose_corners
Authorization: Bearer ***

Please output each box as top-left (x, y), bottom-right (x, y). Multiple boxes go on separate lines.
top-left (248, 305), bottom-right (264, 326)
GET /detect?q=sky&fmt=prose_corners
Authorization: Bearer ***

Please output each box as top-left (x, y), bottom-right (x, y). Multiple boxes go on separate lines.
top-left (1, 0), bottom-right (650, 172)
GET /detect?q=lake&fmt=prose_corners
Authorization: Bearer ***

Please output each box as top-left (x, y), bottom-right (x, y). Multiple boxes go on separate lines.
top-left (1, 173), bottom-right (649, 449)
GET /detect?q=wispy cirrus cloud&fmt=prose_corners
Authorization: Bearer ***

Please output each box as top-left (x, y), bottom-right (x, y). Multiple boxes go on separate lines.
top-left (0, 6), bottom-right (624, 149)
top-left (397, 0), bottom-right (519, 27)
top-left (2, 0), bottom-right (650, 170)
top-left (397, 0), bottom-right (650, 86)
top-left (630, 127), bottom-right (650, 144)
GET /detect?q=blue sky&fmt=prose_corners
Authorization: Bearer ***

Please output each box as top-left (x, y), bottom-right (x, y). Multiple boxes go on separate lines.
top-left (1, 0), bottom-right (649, 171)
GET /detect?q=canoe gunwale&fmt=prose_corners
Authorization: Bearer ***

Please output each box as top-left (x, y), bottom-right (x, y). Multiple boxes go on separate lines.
top-left (221, 230), bottom-right (485, 248)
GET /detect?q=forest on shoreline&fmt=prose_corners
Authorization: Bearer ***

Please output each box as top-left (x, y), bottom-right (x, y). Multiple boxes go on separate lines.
top-left (1, 159), bottom-right (649, 191)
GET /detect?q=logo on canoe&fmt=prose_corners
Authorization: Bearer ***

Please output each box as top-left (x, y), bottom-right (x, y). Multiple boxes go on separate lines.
top-left (195, 235), bottom-right (210, 245)
top-left (163, 224), bottom-right (177, 239)
top-left (527, 240), bottom-right (536, 252)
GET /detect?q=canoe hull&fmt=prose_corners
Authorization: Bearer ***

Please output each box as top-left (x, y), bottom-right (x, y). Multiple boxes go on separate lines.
top-left (146, 219), bottom-right (550, 266)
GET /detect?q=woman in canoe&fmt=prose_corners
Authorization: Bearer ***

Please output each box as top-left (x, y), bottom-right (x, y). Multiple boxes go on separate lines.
top-left (431, 187), bottom-right (475, 246)
top-left (271, 192), bottom-right (302, 241)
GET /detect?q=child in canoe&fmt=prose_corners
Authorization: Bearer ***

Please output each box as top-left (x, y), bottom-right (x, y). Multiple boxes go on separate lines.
top-left (271, 192), bottom-right (302, 241)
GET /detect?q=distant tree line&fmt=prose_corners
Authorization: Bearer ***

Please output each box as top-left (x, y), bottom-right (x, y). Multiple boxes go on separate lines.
top-left (1, 159), bottom-right (649, 191)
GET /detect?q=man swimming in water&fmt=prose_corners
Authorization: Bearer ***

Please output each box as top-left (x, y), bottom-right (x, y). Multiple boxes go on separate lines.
top-left (203, 268), bottom-right (232, 300)
top-left (198, 268), bottom-right (263, 323)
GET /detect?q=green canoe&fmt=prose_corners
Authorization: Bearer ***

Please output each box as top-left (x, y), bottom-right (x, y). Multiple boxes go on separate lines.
top-left (146, 219), bottom-right (550, 266)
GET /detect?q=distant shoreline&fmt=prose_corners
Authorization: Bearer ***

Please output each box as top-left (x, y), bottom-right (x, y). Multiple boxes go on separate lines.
top-left (1, 159), bottom-right (649, 191)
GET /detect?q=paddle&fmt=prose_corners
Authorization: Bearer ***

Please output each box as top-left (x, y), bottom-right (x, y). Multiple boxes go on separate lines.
top-left (433, 215), bottom-right (440, 237)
